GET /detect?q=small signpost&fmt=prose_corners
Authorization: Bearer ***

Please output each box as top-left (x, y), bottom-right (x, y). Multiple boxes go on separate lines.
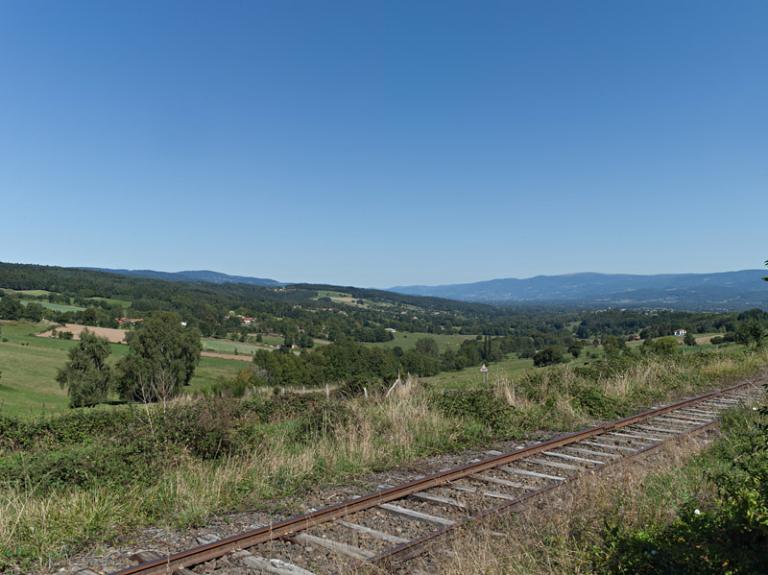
top-left (480, 363), bottom-right (489, 385)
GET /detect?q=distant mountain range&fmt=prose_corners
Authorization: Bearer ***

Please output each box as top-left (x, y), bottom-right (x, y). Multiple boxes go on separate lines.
top-left (85, 268), bottom-right (282, 287)
top-left (390, 270), bottom-right (768, 310)
top-left (89, 267), bottom-right (768, 310)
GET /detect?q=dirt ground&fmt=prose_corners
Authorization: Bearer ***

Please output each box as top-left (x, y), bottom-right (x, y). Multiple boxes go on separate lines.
top-left (36, 323), bottom-right (128, 343)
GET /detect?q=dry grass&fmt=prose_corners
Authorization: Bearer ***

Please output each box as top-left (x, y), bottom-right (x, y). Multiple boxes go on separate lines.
top-left (2, 349), bottom-right (765, 572)
top-left (0, 390), bottom-right (459, 571)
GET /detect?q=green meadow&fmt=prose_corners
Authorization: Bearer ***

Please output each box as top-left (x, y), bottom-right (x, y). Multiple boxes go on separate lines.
top-left (202, 336), bottom-right (274, 355)
top-left (365, 330), bottom-right (475, 353)
top-left (21, 300), bottom-right (86, 312)
top-left (0, 321), bottom-right (244, 418)
top-left (422, 354), bottom-right (534, 389)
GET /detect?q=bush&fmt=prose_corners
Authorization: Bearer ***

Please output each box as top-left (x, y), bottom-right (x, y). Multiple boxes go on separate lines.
top-left (533, 346), bottom-right (566, 367)
top-left (0, 442), bottom-right (161, 492)
top-left (596, 407), bottom-right (768, 574)
top-left (641, 336), bottom-right (680, 356)
top-left (434, 389), bottom-right (519, 437)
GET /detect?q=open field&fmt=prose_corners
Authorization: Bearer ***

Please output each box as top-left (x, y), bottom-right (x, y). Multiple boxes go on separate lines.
top-left (22, 300), bottom-right (86, 312)
top-left (314, 289), bottom-right (369, 308)
top-left (202, 336), bottom-right (274, 355)
top-left (694, 331), bottom-right (721, 344)
top-left (365, 331), bottom-right (476, 353)
top-left (37, 323), bottom-right (129, 343)
top-left (0, 321), bottom-right (244, 418)
top-left (9, 289), bottom-right (52, 297)
top-left (2, 287), bottom-right (87, 312)
top-left (250, 333), bottom-right (285, 346)
top-left (87, 296), bottom-right (132, 308)
top-left (422, 354), bottom-right (535, 389)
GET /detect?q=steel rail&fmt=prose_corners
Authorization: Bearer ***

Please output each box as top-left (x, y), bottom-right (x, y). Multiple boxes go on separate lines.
top-left (110, 379), bottom-right (759, 575)
top-left (369, 417), bottom-right (721, 567)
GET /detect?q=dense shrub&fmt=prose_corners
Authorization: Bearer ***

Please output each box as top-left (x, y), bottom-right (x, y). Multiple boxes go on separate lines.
top-left (533, 346), bottom-right (566, 367)
top-left (0, 442), bottom-right (161, 492)
top-left (434, 389), bottom-right (519, 437)
top-left (596, 406), bottom-right (768, 575)
top-left (641, 336), bottom-right (680, 356)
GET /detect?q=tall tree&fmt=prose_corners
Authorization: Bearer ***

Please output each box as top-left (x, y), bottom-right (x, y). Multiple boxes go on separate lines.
top-left (56, 331), bottom-right (112, 407)
top-left (0, 294), bottom-right (23, 320)
top-left (414, 337), bottom-right (439, 357)
top-left (116, 311), bottom-right (202, 403)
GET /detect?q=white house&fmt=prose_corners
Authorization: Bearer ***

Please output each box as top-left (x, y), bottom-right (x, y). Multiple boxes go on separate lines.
top-left (674, 329), bottom-right (687, 337)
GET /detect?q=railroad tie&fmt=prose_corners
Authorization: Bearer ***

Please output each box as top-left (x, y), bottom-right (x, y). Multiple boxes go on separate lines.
top-left (468, 472), bottom-right (536, 490)
top-left (447, 484), bottom-right (519, 502)
top-left (607, 431), bottom-right (662, 442)
top-left (633, 424), bottom-right (683, 435)
top-left (581, 440), bottom-right (640, 453)
top-left (336, 520), bottom-right (410, 544)
top-left (526, 457), bottom-right (580, 472)
top-left (542, 450), bottom-right (605, 465)
top-left (500, 465), bottom-right (566, 482)
top-left (410, 491), bottom-right (467, 509)
top-left (378, 503), bottom-right (456, 526)
top-left (560, 446), bottom-right (620, 459)
top-left (232, 550), bottom-right (316, 575)
top-left (291, 532), bottom-right (375, 561)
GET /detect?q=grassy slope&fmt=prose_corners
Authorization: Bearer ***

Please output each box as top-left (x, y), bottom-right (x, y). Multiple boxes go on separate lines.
top-left (423, 354), bottom-right (535, 389)
top-left (365, 331), bottom-right (475, 353)
top-left (202, 337), bottom-right (274, 355)
top-left (0, 321), bottom-right (244, 418)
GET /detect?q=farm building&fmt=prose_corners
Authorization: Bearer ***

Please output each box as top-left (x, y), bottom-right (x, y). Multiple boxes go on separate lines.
top-left (673, 329), bottom-right (688, 337)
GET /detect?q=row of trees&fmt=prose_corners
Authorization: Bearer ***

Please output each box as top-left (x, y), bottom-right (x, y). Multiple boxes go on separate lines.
top-left (0, 295), bottom-right (45, 322)
top-left (250, 331), bottom-right (582, 388)
top-left (56, 312), bottom-right (202, 407)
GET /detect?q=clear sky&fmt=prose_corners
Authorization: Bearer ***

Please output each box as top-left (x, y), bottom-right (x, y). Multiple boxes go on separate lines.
top-left (1, 1), bottom-right (766, 287)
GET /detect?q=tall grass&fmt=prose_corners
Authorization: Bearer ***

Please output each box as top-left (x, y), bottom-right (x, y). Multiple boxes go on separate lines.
top-left (1, 347), bottom-right (766, 571)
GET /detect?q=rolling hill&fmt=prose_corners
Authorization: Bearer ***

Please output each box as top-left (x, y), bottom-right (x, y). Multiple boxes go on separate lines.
top-left (84, 268), bottom-right (282, 287)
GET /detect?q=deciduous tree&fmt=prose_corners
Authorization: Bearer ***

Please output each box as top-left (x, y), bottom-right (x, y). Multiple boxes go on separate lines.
top-left (116, 312), bottom-right (202, 404)
top-left (56, 331), bottom-right (112, 407)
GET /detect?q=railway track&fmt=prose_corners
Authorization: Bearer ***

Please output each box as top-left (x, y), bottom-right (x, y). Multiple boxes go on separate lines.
top-left (93, 379), bottom-right (764, 575)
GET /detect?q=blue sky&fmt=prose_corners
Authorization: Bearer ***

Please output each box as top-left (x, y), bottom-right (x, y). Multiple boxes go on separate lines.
top-left (1, 1), bottom-right (766, 287)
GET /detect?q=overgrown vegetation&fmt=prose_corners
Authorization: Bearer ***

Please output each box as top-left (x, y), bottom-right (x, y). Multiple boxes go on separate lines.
top-left (1, 346), bottom-right (765, 571)
top-left (594, 394), bottom-right (768, 574)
